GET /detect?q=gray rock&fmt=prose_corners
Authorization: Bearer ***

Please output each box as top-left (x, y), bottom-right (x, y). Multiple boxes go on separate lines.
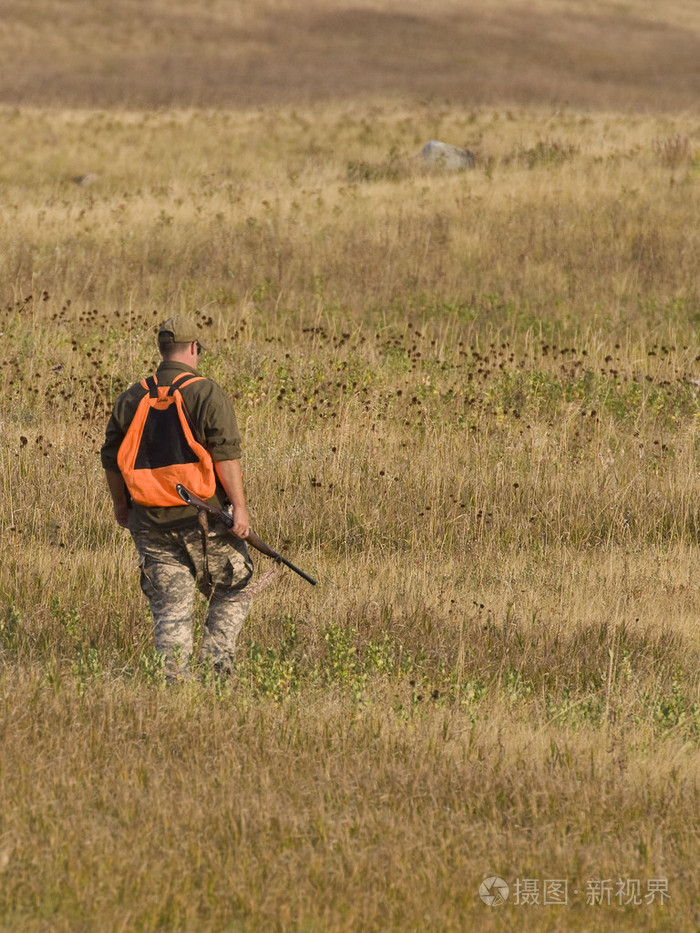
top-left (72, 173), bottom-right (98, 186)
top-left (420, 140), bottom-right (475, 171)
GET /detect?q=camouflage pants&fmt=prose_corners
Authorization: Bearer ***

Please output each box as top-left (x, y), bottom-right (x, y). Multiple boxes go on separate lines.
top-left (131, 521), bottom-right (253, 680)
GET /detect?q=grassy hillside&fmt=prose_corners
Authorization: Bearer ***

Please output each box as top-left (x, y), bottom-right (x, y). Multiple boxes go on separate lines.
top-left (0, 2), bottom-right (700, 931)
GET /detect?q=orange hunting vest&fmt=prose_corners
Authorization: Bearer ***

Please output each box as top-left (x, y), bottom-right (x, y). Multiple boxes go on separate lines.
top-left (117, 372), bottom-right (217, 508)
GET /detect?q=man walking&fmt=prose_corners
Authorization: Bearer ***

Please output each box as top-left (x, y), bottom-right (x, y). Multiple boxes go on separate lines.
top-left (101, 316), bottom-right (253, 681)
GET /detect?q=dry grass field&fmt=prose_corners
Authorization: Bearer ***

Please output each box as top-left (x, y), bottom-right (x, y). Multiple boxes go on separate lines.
top-left (1, 1), bottom-right (700, 931)
top-left (2, 0), bottom-right (700, 110)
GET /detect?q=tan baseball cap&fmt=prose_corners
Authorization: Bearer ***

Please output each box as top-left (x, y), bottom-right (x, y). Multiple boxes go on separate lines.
top-left (157, 315), bottom-right (208, 352)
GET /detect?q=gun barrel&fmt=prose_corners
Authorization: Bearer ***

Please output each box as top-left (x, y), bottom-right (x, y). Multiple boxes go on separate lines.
top-left (246, 531), bottom-right (317, 585)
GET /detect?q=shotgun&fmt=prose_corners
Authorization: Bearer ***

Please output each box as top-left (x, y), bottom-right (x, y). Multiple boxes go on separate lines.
top-left (176, 484), bottom-right (317, 586)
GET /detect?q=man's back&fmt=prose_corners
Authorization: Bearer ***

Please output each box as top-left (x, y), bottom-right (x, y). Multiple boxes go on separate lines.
top-left (101, 360), bottom-right (242, 531)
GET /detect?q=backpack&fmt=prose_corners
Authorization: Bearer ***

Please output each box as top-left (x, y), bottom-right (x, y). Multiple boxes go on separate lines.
top-left (117, 372), bottom-right (217, 508)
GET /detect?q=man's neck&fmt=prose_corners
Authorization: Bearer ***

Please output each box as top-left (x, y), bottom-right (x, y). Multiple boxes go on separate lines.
top-left (162, 352), bottom-right (196, 367)
top-left (157, 359), bottom-right (197, 373)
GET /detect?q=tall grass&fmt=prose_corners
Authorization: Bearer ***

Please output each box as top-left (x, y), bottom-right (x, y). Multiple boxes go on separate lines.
top-left (1, 92), bottom-right (700, 929)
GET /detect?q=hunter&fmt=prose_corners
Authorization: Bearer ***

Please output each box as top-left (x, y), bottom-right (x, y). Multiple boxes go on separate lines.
top-left (101, 315), bottom-right (253, 681)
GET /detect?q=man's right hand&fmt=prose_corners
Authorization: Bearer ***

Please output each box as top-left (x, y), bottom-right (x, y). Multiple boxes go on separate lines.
top-left (230, 506), bottom-right (250, 540)
top-left (214, 459), bottom-right (251, 539)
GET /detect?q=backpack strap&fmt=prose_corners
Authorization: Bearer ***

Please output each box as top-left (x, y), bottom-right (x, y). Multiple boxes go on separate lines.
top-left (165, 372), bottom-right (207, 444)
top-left (145, 375), bottom-right (159, 398)
top-left (167, 373), bottom-right (204, 396)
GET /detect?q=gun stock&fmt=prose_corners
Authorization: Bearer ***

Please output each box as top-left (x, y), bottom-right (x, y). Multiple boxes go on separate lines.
top-left (176, 484), bottom-right (317, 586)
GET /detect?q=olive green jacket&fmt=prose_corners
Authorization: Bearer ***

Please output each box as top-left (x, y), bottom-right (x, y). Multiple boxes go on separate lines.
top-left (101, 361), bottom-right (242, 531)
